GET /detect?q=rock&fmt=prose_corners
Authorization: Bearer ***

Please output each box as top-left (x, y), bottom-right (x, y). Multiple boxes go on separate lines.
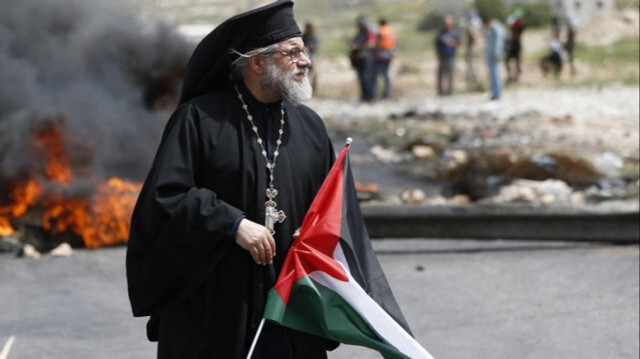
top-left (489, 179), bottom-right (575, 204)
top-left (570, 191), bottom-right (587, 205)
top-left (492, 185), bottom-right (537, 203)
top-left (584, 178), bottom-right (632, 201)
top-left (540, 193), bottom-right (556, 204)
top-left (448, 150), bottom-right (469, 165)
top-left (370, 145), bottom-right (396, 163)
top-left (449, 194), bottom-right (471, 204)
top-left (593, 152), bottom-right (624, 177)
top-left (412, 145), bottom-right (435, 161)
top-left (535, 179), bottom-right (574, 201)
top-left (19, 244), bottom-right (41, 259)
top-left (400, 188), bottom-right (426, 204)
top-left (50, 242), bottom-right (73, 257)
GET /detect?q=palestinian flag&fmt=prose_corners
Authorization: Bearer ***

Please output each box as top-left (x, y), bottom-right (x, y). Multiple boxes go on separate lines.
top-left (263, 141), bottom-right (434, 359)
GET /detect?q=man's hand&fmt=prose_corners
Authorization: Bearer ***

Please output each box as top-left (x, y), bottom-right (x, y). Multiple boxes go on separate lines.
top-left (235, 219), bottom-right (276, 265)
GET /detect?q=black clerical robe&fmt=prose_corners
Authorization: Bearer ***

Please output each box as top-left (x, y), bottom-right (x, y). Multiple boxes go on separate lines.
top-left (126, 84), bottom-right (335, 358)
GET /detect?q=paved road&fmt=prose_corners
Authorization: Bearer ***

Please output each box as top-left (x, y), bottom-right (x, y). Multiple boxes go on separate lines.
top-left (1, 240), bottom-right (638, 359)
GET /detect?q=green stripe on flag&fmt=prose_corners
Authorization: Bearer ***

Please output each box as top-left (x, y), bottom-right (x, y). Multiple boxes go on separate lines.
top-left (264, 276), bottom-right (412, 359)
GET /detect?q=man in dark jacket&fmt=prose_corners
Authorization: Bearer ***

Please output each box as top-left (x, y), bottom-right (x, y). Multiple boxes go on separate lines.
top-left (349, 15), bottom-right (376, 102)
top-left (505, 8), bottom-right (525, 83)
top-left (126, 2), bottom-right (336, 358)
top-left (435, 14), bottom-right (460, 96)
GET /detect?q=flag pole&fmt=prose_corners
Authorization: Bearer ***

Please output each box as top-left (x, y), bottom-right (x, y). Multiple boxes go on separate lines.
top-left (245, 318), bottom-right (266, 359)
top-left (0, 335), bottom-right (15, 359)
top-left (246, 263), bottom-right (276, 359)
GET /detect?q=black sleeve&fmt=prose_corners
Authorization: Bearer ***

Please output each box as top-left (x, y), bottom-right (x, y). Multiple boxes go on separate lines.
top-left (126, 103), bottom-right (243, 317)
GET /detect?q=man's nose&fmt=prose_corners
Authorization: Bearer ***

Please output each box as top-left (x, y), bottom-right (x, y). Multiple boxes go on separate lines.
top-left (296, 52), bottom-right (311, 67)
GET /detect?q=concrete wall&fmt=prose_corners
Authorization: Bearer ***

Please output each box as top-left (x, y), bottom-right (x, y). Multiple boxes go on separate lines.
top-left (551, 0), bottom-right (615, 24)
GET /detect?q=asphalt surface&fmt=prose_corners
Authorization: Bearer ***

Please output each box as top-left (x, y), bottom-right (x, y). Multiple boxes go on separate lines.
top-left (1, 240), bottom-right (638, 359)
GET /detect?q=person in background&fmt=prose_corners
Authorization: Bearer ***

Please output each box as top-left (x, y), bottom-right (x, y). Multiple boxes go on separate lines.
top-left (564, 11), bottom-right (579, 76)
top-left (302, 22), bottom-right (320, 92)
top-left (435, 14), bottom-right (460, 96)
top-left (540, 24), bottom-right (566, 78)
top-left (372, 18), bottom-right (397, 99)
top-left (349, 15), bottom-right (377, 102)
top-left (505, 7), bottom-right (525, 83)
top-left (482, 13), bottom-right (506, 100)
top-left (464, 10), bottom-right (482, 92)
top-left (551, 15), bottom-right (561, 37)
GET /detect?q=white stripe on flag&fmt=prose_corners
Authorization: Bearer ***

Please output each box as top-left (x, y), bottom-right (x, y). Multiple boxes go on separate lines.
top-left (308, 246), bottom-right (435, 359)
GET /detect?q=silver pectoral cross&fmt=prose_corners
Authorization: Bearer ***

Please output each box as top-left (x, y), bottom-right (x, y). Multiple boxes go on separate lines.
top-left (265, 187), bottom-right (286, 235)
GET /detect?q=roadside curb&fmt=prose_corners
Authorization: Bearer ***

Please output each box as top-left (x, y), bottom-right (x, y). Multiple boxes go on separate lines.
top-left (361, 204), bottom-right (640, 243)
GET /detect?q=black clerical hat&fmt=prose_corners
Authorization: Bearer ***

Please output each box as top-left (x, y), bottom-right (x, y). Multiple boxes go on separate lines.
top-left (179, 1), bottom-right (301, 104)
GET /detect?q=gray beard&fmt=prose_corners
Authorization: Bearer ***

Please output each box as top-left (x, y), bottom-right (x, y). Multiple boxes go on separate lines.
top-left (261, 61), bottom-right (313, 104)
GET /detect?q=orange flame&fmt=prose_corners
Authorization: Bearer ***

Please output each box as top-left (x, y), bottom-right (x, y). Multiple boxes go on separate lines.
top-left (0, 179), bottom-right (42, 236)
top-left (0, 120), bottom-right (142, 248)
top-left (42, 177), bottom-right (141, 248)
top-left (0, 218), bottom-right (14, 237)
top-left (33, 124), bottom-right (72, 184)
top-left (85, 177), bottom-right (141, 248)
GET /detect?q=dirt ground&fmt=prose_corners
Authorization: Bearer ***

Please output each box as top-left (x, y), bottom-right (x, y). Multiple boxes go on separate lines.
top-left (312, 84), bottom-right (639, 161)
top-left (301, 9), bottom-right (639, 206)
top-left (310, 83), bottom-right (639, 204)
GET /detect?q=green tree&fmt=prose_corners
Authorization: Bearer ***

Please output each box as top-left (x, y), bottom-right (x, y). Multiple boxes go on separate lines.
top-left (417, 11), bottom-right (445, 32)
top-left (520, 1), bottom-right (554, 28)
top-left (475, 0), bottom-right (509, 22)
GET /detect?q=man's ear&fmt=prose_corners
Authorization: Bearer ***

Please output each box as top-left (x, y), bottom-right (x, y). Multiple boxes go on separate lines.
top-left (248, 55), bottom-right (266, 75)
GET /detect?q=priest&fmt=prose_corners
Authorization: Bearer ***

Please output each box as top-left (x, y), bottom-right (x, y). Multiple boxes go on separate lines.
top-left (126, 1), bottom-right (337, 358)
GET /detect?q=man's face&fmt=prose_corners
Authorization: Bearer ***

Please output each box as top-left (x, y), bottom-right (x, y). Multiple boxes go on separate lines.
top-left (271, 37), bottom-right (311, 82)
top-left (443, 16), bottom-right (454, 30)
top-left (261, 37), bottom-right (313, 103)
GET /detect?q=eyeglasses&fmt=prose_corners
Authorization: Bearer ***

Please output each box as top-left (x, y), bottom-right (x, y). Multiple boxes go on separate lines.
top-left (265, 47), bottom-right (311, 63)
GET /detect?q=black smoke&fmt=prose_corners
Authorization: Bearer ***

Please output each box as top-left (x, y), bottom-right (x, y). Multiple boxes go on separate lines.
top-left (0, 0), bottom-right (194, 186)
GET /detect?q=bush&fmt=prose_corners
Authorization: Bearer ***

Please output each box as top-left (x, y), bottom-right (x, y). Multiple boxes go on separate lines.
top-left (520, 1), bottom-right (554, 28)
top-left (475, 0), bottom-right (509, 22)
top-left (615, 0), bottom-right (640, 9)
top-left (417, 11), bottom-right (445, 32)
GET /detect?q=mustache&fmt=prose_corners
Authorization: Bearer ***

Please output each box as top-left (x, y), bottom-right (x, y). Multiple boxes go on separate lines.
top-left (293, 68), bottom-right (308, 77)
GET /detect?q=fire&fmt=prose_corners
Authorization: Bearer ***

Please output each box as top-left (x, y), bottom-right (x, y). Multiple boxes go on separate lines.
top-left (0, 119), bottom-right (142, 248)
top-left (0, 179), bottom-right (42, 236)
top-left (33, 121), bottom-right (73, 185)
top-left (0, 217), bottom-right (14, 236)
top-left (85, 177), bottom-right (141, 248)
top-left (42, 177), bottom-right (141, 248)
